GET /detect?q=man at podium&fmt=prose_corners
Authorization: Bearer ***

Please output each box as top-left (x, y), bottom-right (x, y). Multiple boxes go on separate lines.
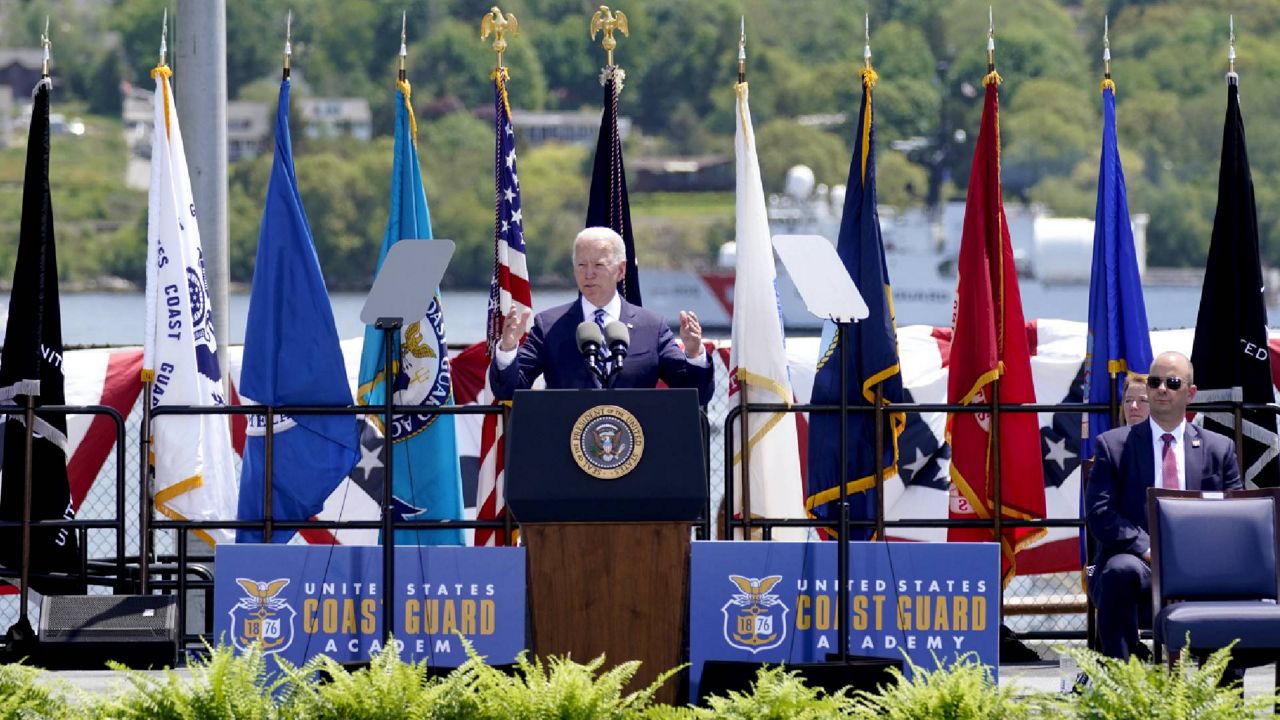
top-left (490, 227), bottom-right (714, 404)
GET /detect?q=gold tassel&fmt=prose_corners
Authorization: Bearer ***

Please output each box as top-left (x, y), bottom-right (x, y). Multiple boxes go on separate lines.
top-left (860, 66), bottom-right (878, 89)
top-left (1100, 78), bottom-right (1116, 94)
top-left (982, 70), bottom-right (1003, 86)
top-left (396, 79), bottom-right (418, 146)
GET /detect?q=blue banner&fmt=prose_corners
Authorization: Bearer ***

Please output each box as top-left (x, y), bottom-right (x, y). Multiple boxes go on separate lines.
top-left (689, 541), bottom-right (999, 701)
top-left (215, 545), bottom-right (525, 666)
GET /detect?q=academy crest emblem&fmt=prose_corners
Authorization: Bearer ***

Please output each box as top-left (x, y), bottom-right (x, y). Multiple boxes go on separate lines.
top-left (229, 577), bottom-right (296, 654)
top-left (570, 405), bottom-right (644, 479)
top-left (721, 574), bottom-right (789, 653)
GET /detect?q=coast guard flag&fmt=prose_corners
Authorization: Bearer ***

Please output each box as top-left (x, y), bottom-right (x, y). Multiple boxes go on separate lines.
top-left (806, 66), bottom-right (904, 541)
top-left (946, 71), bottom-right (1046, 585)
top-left (1191, 73), bottom-right (1280, 487)
top-left (236, 79), bottom-right (359, 544)
top-left (356, 80), bottom-right (464, 545)
top-left (1081, 78), bottom-right (1151, 465)
top-left (142, 64), bottom-right (238, 547)
top-left (0, 77), bottom-right (84, 596)
top-left (475, 67), bottom-right (531, 547)
top-left (587, 64), bottom-right (640, 305)
top-left (729, 81), bottom-right (806, 540)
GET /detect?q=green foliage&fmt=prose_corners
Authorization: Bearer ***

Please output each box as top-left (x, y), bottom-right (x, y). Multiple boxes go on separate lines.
top-left (280, 642), bottom-right (437, 720)
top-left (457, 649), bottom-right (680, 719)
top-left (0, 662), bottom-right (75, 720)
top-left (1061, 641), bottom-right (1280, 720)
top-left (848, 652), bottom-right (1038, 720)
top-left (755, 120), bottom-right (850, 193)
top-left (90, 642), bottom-right (285, 720)
top-left (17, 0), bottom-right (1280, 284)
top-left (694, 664), bottom-right (860, 719)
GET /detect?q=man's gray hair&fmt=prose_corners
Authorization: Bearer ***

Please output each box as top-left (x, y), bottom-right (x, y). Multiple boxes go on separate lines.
top-left (574, 227), bottom-right (626, 266)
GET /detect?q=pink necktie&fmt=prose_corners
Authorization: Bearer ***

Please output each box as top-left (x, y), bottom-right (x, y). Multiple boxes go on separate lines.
top-left (1161, 433), bottom-right (1178, 489)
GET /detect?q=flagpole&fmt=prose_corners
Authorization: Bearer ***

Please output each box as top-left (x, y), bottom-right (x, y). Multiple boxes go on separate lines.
top-left (1226, 17), bottom-right (1247, 464)
top-left (981, 5), bottom-right (1007, 597)
top-left (862, 15), bottom-right (889, 543)
top-left (735, 18), bottom-right (754, 538)
top-left (15, 19), bottom-right (56, 637)
top-left (138, 15), bottom-right (173, 596)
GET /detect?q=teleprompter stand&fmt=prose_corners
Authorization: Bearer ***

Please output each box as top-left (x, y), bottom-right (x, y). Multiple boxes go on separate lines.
top-left (359, 238), bottom-right (454, 643)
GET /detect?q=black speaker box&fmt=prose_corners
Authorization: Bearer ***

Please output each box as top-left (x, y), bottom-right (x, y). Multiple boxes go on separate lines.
top-left (35, 595), bottom-right (179, 669)
top-left (697, 657), bottom-right (901, 705)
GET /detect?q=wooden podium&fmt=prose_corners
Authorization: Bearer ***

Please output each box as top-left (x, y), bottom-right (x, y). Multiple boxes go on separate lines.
top-left (508, 389), bottom-right (707, 706)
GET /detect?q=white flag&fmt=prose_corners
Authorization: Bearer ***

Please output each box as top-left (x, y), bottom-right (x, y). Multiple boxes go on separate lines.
top-left (142, 65), bottom-right (238, 546)
top-left (729, 82), bottom-right (808, 540)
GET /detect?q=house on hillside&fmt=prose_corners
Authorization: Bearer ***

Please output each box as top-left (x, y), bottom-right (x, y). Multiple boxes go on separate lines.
top-left (299, 97), bottom-right (371, 141)
top-left (629, 155), bottom-right (733, 192)
top-left (473, 106), bottom-right (632, 148)
top-left (228, 101), bottom-right (270, 161)
top-left (0, 49), bottom-right (44, 99)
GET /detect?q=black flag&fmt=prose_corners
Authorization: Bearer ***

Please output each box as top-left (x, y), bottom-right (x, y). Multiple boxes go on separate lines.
top-left (586, 65), bottom-right (641, 305)
top-left (0, 79), bottom-right (84, 595)
top-left (1190, 76), bottom-right (1280, 488)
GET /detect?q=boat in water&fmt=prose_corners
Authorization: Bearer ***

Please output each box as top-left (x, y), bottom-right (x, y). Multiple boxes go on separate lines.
top-left (641, 164), bottom-right (1223, 333)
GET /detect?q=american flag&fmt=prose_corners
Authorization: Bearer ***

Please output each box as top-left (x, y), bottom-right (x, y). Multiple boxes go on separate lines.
top-left (475, 68), bottom-right (530, 546)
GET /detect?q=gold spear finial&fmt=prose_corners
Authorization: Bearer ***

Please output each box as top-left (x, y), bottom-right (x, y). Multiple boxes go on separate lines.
top-left (1228, 14), bottom-right (1237, 80)
top-left (40, 16), bottom-right (50, 78)
top-left (159, 8), bottom-right (168, 67)
top-left (480, 6), bottom-right (519, 69)
top-left (738, 16), bottom-right (745, 83)
top-left (283, 10), bottom-right (293, 80)
top-left (1103, 16), bottom-right (1111, 80)
top-left (986, 6), bottom-right (995, 74)
top-left (590, 5), bottom-right (629, 67)
top-left (399, 11), bottom-right (407, 81)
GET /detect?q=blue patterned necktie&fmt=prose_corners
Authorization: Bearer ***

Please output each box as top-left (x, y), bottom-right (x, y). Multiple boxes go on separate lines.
top-left (593, 307), bottom-right (607, 331)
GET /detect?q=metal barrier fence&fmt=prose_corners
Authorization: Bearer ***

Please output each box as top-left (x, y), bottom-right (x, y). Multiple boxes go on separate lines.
top-left (3, 370), bottom-right (1260, 647)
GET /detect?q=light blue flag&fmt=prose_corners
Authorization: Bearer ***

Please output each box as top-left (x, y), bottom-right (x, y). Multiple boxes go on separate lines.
top-left (356, 85), bottom-right (464, 545)
top-left (236, 79), bottom-right (359, 544)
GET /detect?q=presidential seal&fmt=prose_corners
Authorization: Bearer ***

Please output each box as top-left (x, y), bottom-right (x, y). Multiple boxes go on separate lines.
top-left (570, 405), bottom-right (644, 480)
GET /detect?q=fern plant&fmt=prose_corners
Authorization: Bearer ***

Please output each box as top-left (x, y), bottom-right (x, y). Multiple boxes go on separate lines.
top-left (279, 640), bottom-right (438, 720)
top-left (0, 661), bottom-right (75, 720)
top-left (89, 641), bottom-right (284, 720)
top-left (1061, 642), bottom-right (1280, 720)
top-left (691, 664), bottom-right (859, 719)
top-left (848, 652), bottom-right (1038, 720)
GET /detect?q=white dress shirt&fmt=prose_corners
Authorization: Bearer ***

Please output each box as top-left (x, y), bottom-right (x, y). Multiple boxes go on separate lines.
top-left (1147, 417), bottom-right (1186, 490)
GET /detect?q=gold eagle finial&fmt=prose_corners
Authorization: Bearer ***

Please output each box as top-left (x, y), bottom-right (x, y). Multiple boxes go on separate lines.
top-left (480, 6), bottom-right (519, 68)
top-left (590, 5), bottom-right (629, 67)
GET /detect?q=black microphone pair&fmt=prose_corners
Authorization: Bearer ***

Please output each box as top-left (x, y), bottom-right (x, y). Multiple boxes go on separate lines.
top-left (576, 320), bottom-right (630, 388)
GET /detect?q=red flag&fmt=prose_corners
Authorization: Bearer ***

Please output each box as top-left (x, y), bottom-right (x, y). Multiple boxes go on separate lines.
top-left (946, 76), bottom-right (1046, 586)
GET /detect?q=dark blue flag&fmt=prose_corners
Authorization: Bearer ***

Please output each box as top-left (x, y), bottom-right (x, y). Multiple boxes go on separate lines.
top-left (1082, 82), bottom-right (1152, 464)
top-left (805, 69), bottom-right (904, 540)
top-left (236, 80), bottom-right (359, 543)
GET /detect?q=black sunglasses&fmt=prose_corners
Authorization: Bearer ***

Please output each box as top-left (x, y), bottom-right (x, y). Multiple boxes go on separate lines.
top-left (1145, 375), bottom-right (1184, 391)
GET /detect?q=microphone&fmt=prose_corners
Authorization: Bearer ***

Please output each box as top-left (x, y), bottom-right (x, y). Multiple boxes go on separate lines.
top-left (602, 321), bottom-right (630, 388)
top-left (575, 321), bottom-right (607, 385)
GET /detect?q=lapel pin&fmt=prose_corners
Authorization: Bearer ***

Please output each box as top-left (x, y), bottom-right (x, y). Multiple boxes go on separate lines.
top-left (1191, 439), bottom-right (1201, 448)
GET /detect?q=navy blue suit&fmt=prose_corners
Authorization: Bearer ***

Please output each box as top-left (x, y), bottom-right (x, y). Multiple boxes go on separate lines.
top-left (490, 298), bottom-right (715, 405)
top-left (1085, 421), bottom-right (1242, 659)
